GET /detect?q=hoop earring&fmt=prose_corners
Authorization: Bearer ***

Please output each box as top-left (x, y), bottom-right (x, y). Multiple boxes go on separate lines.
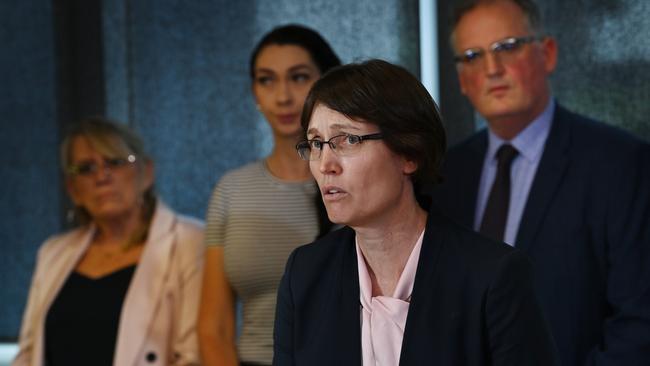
top-left (66, 207), bottom-right (76, 224)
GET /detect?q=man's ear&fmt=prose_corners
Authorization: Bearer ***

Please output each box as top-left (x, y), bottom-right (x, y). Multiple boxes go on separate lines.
top-left (458, 66), bottom-right (469, 95)
top-left (541, 36), bottom-right (558, 74)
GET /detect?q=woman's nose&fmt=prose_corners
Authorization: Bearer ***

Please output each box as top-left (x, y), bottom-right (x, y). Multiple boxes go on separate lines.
top-left (93, 162), bottom-right (113, 181)
top-left (276, 80), bottom-right (293, 105)
top-left (318, 144), bottom-right (341, 175)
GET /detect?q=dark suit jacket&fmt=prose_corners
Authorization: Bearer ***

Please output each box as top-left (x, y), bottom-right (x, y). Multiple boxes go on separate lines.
top-left (273, 204), bottom-right (558, 366)
top-left (433, 105), bottom-right (650, 366)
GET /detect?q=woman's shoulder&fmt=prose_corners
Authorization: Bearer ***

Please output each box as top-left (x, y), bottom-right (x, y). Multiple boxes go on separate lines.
top-left (154, 202), bottom-right (205, 243)
top-left (301, 225), bottom-right (352, 247)
top-left (209, 160), bottom-right (268, 201)
top-left (148, 204), bottom-right (204, 268)
top-left (280, 227), bottom-right (354, 298)
top-left (36, 226), bottom-right (90, 261)
top-left (430, 212), bottom-right (523, 272)
top-left (218, 160), bottom-right (265, 185)
top-left (287, 227), bottom-right (354, 269)
top-left (445, 218), bottom-right (512, 253)
top-left (174, 213), bottom-right (205, 233)
top-left (171, 218), bottom-right (205, 268)
top-left (174, 215), bottom-right (205, 246)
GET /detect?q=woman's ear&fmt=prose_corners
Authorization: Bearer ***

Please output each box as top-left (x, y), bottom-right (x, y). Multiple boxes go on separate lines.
top-left (66, 178), bottom-right (81, 206)
top-left (403, 158), bottom-right (418, 175)
top-left (137, 160), bottom-right (155, 193)
top-left (141, 160), bottom-right (155, 191)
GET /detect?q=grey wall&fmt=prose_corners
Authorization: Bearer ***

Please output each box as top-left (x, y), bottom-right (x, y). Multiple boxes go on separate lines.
top-left (438, 0), bottom-right (650, 145)
top-left (1, 0), bottom-right (419, 340)
top-left (544, 1), bottom-right (650, 138)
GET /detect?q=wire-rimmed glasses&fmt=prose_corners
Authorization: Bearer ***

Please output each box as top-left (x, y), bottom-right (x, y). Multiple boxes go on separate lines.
top-left (296, 133), bottom-right (383, 161)
top-left (454, 35), bottom-right (544, 70)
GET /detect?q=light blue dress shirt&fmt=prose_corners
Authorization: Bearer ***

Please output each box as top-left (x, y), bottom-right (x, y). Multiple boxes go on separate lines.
top-left (474, 99), bottom-right (555, 246)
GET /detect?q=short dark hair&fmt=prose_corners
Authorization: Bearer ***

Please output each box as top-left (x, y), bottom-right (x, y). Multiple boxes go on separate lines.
top-left (249, 24), bottom-right (341, 79)
top-left (451, 0), bottom-right (543, 37)
top-left (301, 59), bottom-right (447, 191)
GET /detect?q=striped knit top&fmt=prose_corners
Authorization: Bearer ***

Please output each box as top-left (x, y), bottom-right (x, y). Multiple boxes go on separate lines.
top-left (205, 160), bottom-right (319, 364)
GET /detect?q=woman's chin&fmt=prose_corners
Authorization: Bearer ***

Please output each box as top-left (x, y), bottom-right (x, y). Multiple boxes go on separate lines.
top-left (326, 209), bottom-right (353, 227)
top-left (87, 204), bottom-right (137, 223)
top-left (271, 123), bottom-right (303, 139)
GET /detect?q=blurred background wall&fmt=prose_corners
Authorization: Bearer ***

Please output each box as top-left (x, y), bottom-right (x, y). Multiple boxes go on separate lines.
top-left (1, 0), bottom-right (61, 344)
top-left (0, 0), bottom-right (419, 342)
top-left (1, 0), bottom-right (648, 347)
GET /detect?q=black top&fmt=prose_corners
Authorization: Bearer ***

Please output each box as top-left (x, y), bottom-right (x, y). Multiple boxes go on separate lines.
top-left (45, 265), bottom-right (136, 366)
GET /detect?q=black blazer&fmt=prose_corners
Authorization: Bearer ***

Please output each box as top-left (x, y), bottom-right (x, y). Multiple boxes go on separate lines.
top-left (273, 204), bottom-right (558, 365)
top-left (433, 105), bottom-right (650, 365)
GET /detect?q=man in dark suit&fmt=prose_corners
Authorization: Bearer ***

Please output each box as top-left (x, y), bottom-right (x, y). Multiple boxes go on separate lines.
top-left (433, 0), bottom-right (650, 365)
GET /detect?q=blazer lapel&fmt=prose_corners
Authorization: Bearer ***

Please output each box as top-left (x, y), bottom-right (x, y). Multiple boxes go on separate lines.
top-left (32, 228), bottom-right (93, 365)
top-left (515, 106), bottom-right (571, 251)
top-left (335, 228), bottom-right (362, 364)
top-left (40, 229), bottom-right (94, 312)
top-left (399, 206), bottom-right (445, 365)
top-left (114, 202), bottom-right (176, 366)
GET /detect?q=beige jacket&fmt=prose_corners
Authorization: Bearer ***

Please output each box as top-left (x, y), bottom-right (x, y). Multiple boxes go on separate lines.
top-left (12, 201), bottom-right (204, 366)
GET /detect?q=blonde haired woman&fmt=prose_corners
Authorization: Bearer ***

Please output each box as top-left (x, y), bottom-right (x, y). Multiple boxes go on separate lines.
top-left (13, 117), bottom-right (204, 366)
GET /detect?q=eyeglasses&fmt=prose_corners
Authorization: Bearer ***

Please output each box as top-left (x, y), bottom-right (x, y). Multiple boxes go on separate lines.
top-left (296, 133), bottom-right (383, 161)
top-left (454, 36), bottom-right (543, 69)
top-left (67, 155), bottom-right (137, 177)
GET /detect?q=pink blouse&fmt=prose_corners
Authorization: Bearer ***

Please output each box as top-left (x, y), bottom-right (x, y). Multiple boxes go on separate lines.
top-left (356, 230), bottom-right (425, 366)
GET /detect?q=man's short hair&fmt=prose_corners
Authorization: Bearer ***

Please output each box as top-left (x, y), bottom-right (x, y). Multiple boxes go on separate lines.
top-left (451, 0), bottom-right (544, 37)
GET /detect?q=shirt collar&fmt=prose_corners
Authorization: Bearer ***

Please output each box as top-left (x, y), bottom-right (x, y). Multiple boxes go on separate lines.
top-left (486, 98), bottom-right (555, 163)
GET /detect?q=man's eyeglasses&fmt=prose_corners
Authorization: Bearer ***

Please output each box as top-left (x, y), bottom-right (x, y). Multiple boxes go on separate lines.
top-left (296, 133), bottom-right (383, 161)
top-left (454, 36), bottom-right (544, 69)
top-left (67, 155), bottom-right (137, 177)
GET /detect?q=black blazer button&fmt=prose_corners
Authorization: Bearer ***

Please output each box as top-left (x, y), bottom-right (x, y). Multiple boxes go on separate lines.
top-left (146, 352), bottom-right (157, 362)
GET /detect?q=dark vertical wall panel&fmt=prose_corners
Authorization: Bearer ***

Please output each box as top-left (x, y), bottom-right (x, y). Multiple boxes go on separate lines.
top-left (54, 0), bottom-right (106, 123)
top-left (438, 0), bottom-right (650, 145)
top-left (437, 0), bottom-right (476, 146)
top-left (0, 1), bottom-right (59, 340)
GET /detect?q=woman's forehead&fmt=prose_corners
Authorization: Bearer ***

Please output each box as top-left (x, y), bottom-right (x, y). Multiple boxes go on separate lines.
top-left (70, 134), bottom-right (130, 159)
top-left (254, 44), bottom-right (315, 74)
top-left (308, 105), bottom-right (369, 131)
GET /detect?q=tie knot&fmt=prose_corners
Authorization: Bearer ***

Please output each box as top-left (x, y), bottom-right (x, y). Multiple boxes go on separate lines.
top-left (496, 144), bottom-right (518, 166)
